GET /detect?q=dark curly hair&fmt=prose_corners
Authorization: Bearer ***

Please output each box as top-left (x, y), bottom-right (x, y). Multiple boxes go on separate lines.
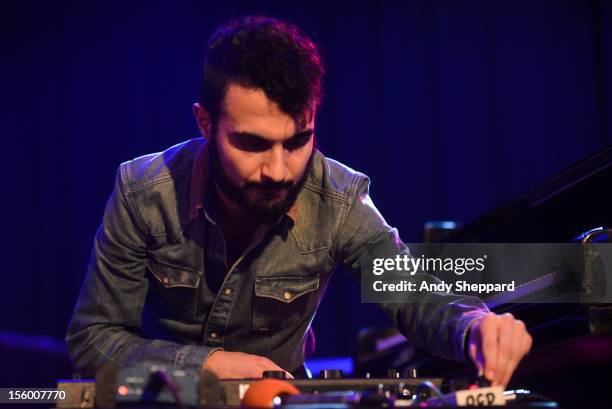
top-left (200, 15), bottom-right (325, 131)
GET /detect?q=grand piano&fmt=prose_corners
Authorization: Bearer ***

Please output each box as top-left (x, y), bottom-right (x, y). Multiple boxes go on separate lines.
top-left (356, 144), bottom-right (612, 408)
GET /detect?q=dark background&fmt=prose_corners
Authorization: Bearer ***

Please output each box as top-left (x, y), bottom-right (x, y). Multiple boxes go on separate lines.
top-left (1, 0), bottom-right (611, 382)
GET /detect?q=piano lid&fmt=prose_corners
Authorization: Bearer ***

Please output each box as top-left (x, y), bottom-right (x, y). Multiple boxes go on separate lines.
top-left (440, 144), bottom-right (612, 243)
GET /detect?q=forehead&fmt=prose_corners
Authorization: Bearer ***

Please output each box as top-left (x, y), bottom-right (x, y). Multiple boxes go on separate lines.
top-left (220, 84), bottom-right (311, 140)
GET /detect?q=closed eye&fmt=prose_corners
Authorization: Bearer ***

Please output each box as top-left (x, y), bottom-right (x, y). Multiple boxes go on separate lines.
top-left (284, 132), bottom-right (313, 151)
top-left (228, 129), bottom-right (313, 152)
top-left (229, 133), bottom-right (272, 152)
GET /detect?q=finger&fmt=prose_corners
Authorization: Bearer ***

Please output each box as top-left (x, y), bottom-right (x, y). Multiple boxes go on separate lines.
top-left (523, 331), bottom-right (533, 355)
top-left (480, 317), bottom-right (499, 383)
top-left (469, 341), bottom-right (484, 376)
top-left (255, 358), bottom-right (286, 376)
top-left (502, 325), bottom-right (532, 386)
top-left (502, 320), bottom-right (531, 386)
top-left (501, 344), bottom-right (519, 386)
top-left (495, 314), bottom-right (515, 386)
top-left (501, 325), bottom-right (524, 386)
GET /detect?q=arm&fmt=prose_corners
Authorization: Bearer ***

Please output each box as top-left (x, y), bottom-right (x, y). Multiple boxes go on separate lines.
top-left (336, 176), bottom-right (531, 384)
top-left (65, 167), bottom-right (218, 377)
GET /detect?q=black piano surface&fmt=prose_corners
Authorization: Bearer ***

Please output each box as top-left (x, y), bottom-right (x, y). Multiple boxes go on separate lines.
top-left (440, 144), bottom-right (612, 243)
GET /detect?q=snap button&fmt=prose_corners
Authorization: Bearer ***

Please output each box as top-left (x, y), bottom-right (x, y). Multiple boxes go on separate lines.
top-left (210, 332), bottom-right (218, 339)
top-left (224, 288), bottom-right (232, 296)
top-left (162, 277), bottom-right (169, 284)
top-left (283, 291), bottom-right (292, 300)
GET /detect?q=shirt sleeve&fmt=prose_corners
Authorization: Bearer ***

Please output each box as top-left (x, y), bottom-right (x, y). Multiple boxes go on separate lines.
top-left (65, 166), bottom-right (219, 377)
top-left (334, 174), bottom-right (489, 362)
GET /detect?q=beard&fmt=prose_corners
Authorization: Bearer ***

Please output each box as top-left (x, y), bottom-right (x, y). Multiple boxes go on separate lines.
top-left (208, 137), bottom-right (312, 221)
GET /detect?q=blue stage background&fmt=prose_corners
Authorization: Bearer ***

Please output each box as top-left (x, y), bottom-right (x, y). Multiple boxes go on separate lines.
top-left (2, 0), bottom-right (611, 382)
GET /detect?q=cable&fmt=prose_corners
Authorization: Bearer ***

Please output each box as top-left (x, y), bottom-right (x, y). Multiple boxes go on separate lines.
top-left (505, 389), bottom-right (559, 406)
top-left (411, 380), bottom-right (447, 406)
top-left (151, 370), bottom-right (187, 409)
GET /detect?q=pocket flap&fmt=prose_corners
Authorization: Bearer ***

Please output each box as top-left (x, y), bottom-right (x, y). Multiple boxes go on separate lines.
top-left (148, 259), bottom-right (201, 288)
top-left (255, 276), bottom-right (319, 303)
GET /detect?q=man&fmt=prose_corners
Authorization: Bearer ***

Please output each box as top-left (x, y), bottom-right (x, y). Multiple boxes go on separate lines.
top-left (67, 16), bottom-right (531, 386)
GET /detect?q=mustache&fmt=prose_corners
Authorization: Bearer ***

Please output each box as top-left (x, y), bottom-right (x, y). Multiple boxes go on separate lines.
top-left (243, 180), bottom-right (294, 191)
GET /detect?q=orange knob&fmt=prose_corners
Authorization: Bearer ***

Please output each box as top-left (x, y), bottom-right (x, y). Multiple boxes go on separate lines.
top-left (241, 379), bottom-right (300, 408)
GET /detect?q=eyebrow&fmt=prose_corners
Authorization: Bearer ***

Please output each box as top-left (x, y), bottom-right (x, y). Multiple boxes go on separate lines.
top-left (229, 129), bottom-right (314, 144)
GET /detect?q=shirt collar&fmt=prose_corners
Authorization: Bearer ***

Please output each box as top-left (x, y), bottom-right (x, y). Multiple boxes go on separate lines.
top-left (189, 139), bottom-right (299, 223)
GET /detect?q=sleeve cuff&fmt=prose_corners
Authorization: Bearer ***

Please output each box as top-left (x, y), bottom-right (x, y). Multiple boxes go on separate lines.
top-left (174, 345), bottom-right (223, 372)
top-left (456, 309), bottom-right (489, 362)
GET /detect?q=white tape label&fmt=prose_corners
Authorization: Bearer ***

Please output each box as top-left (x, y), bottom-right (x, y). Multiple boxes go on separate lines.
top-left (455, 386), bottom-right (505, 406)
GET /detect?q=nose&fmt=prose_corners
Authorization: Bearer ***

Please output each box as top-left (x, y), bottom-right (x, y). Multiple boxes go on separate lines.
top-left (261, 145), bottom-right (287, 183)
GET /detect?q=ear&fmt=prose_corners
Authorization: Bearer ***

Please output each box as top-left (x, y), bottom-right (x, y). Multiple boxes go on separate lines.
top-left (193, 103), bottom-right (212, 137)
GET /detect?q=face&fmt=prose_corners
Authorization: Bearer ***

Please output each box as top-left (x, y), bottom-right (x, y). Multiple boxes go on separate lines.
top-left (194, 84), bottom-right (315, 219)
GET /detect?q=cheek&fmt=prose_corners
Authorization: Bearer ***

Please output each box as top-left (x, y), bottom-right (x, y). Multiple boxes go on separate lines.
top-left (288, 143), bottom-right (314, 179)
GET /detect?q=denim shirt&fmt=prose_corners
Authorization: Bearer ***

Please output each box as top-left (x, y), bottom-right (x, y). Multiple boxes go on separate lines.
top-left (66, 137), bottom-right (487, 377)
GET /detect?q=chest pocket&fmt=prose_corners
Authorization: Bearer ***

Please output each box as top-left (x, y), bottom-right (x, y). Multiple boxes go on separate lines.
top-left (253, 275), bottom-right (320, 331)
top-left (147, 258), bottom-right (201, 320)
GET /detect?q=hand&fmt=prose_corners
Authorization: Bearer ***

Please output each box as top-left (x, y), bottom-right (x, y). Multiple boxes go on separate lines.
top-left (203, 350), bottom-right (294, 379)
top-left (468, 313), bottom-right (532, 387)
